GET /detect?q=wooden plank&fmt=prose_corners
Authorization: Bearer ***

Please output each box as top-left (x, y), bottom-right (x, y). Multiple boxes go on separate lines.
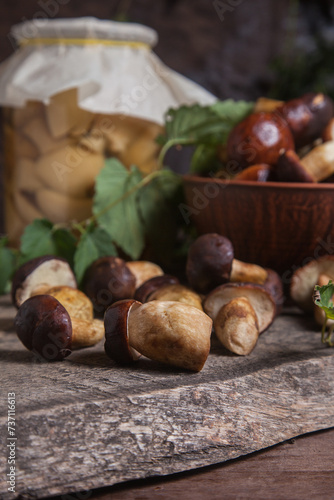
top-left (1, 295), bottom-right (334, 499)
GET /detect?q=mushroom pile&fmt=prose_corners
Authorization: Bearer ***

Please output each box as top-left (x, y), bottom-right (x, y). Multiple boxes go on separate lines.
top-left (11, 235), bottom-right (283, 370)
top-left (223, 92), bottom-right (334, 183)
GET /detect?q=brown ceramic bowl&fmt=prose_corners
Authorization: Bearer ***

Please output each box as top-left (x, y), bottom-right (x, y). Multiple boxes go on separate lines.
top-left (183, 176), bottom-right (334, 286)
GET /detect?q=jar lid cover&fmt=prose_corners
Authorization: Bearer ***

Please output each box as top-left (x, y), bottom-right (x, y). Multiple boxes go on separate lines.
top-left (11, 17), bottom-right (158, 48)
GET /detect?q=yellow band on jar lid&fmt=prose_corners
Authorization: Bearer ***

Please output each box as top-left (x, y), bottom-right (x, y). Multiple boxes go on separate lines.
top-left (19, 37), bottom-right (150, 50)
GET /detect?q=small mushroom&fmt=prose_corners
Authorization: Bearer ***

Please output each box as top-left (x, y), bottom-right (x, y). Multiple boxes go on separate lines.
top-left (104, 299), bottom-right (142, 365)
top-left (83, 256), bottom-right (136, 315)
top-left (127, 301), bottom-right (213, 372)
top-left (277, 92), bottom-right (333, 148)
top-left (134, 275), bottom-right (180, 302)
top-left (186, 233), bottom-right (268, 294)
top-left (214, 296), bottom-right (259, 355)
top-left (322, 118), bottom-right (334, 142)
top-left (226, 111), bottom-right (294, 170)
top-left (11, 256), bottom-right (77, 308)
top-left (204, 282), bottom-right (276, 334)
top-left (148, 283), bottom-right (203, 311)
top-left (126, 260), bottom-right (164, 289)
top-left (290, 256), bottom-right (334, 312)
top-left (300, 141), bottom-right (334, 182)
top-left (14, 294), bottom-right (104, 360)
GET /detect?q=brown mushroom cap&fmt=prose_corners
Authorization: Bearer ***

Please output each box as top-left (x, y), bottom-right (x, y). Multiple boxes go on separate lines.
top-left (276, 149), bottom-right (315, 182)
top-left (278, 93), bottom-right (333, 148)
top-left (186, 233), bottom-right (234, 294)
top-left (204, 283), bottom-right (276, 333)
top-left (14, 294), bottom-right (72, 361)
top-left (83, 256), bottom-right (136, 315)
top-left (104, 299), bottom-right (142, 365)
top-left (263, 268), bottom-right (284, 315)
top-left (290, 256), bottom-right (334, 311)
top-left (134, 275), bottom-right (180, 303)
top-left (11, 256), bottom-right (77, 308)
top-left (226, 111), bottom-right (294, 170)
top-left (234, 164), bottom-right (274, 182)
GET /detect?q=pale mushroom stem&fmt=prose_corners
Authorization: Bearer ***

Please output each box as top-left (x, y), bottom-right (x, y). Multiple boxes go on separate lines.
top-left (230, 259), bottom-right (268, 285)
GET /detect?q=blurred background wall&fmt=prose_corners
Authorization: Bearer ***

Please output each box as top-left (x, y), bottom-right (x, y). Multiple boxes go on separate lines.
top-left (1, 0), bottom-right (334, 232)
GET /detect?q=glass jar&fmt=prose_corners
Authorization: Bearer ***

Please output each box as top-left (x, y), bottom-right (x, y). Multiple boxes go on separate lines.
top-left (0, 18), bottom-right (215, 245)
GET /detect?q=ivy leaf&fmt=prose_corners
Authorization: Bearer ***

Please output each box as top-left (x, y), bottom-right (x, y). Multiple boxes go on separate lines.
top-left (157, 99), bottom-right (254, 173)
top-left (74, 225), bottom-right (117, 285)
top-left (313, 281), bottom-right (334, 320)
top-left (20, 219), bottom-right (58, 263)
top-left (93, 159), bottom-right (145, 259)
top-left (0, 237), bottom-right (17, 294)
top-left (19, 219), bottom-right (77, 265)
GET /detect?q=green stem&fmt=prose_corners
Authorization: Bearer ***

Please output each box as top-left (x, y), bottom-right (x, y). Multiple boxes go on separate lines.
top-left (158, 138), bottom-right (195, 169)
top-left (80, 169), bottom-right (176, 227)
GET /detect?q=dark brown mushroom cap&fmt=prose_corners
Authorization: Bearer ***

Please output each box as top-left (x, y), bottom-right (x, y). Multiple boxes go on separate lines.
top-left (278, 93), bottom-right (333, 148)
top-left (104, 299), bottom-right (142, 365)
top-left (186, 233), bottom-right (234, 294)
top-left (226, 111), bottom-right (294, 170)
top-left (290, 255), bottom-right (334, 312)
top-left (134, 275), bottom-right (180, 303)
top-left (83, 256), bottom-right (136, 315)
top-left (275, 149), bottom-right (315, 182)
top-left (11, 255), bottom-right (77, 309)
top-left (14, 294), bottom-right (72, 361)
top-left (204, 282), bottom-right (276, 333)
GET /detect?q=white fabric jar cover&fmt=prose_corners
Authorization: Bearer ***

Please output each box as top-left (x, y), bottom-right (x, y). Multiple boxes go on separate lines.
top-left (0, 17), bottom-right (216, 124)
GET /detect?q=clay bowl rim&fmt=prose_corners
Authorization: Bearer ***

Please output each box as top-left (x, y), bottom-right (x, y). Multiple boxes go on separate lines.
top-left (183, 174), bottom-right (334, 191)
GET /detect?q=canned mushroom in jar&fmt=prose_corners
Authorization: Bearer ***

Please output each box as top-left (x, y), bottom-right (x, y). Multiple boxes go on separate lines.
top-left (3, 88), bottom-right (163, 246)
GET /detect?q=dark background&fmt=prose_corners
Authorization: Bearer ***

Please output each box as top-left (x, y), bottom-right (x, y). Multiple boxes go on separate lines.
top-left (1, 0), bottom-right (334, 233)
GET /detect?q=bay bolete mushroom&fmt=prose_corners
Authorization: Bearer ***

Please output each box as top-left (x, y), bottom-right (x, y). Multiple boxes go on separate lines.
top-left (186, 233), bottom-right (268, 294)
top-left (11, 256), bottom-right (77, 308)
top-left (14, 294), bottom-right (104, 360)
top-left (204, 283), bottom-right (276, 334)
top-left (148, 283), bottom-right (203, 311)
top-left (105, 300), bottom-right (213, 372)
top-left (290, 256), bottom-right (334, 312)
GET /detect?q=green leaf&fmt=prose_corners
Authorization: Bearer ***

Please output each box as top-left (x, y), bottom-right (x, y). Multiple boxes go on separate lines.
top-left (314, 281), bottom-right (334, 320)
top-left (0, 237), bottom-right (16, 295)
top-left (74, 225), bottom-right (117, 285)
top-left (52, 228), bottom-right (77, 267)
top-left (19, 219), bottom-right (77, 266)
top-left (190, 144), bottom-right (222, 175)
top-left (20, 219), bottom-right (57, 262)
top-left (158, 99), bottom-right (254, 173)
top-left (93, 159), bottom-right (145, 259)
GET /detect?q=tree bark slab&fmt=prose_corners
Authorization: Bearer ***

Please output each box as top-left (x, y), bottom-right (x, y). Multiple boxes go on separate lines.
top-left (0, 295), bottom-right (334, 499)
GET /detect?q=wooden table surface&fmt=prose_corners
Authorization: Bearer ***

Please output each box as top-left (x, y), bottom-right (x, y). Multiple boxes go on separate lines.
top-left (47, 427), bottom-right (334, 500)
top-left (1, 295), bottom-right (334, 500)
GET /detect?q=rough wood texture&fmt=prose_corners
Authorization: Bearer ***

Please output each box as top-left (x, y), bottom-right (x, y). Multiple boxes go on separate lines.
top-left (1, 295), bottom-right (334, 499)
